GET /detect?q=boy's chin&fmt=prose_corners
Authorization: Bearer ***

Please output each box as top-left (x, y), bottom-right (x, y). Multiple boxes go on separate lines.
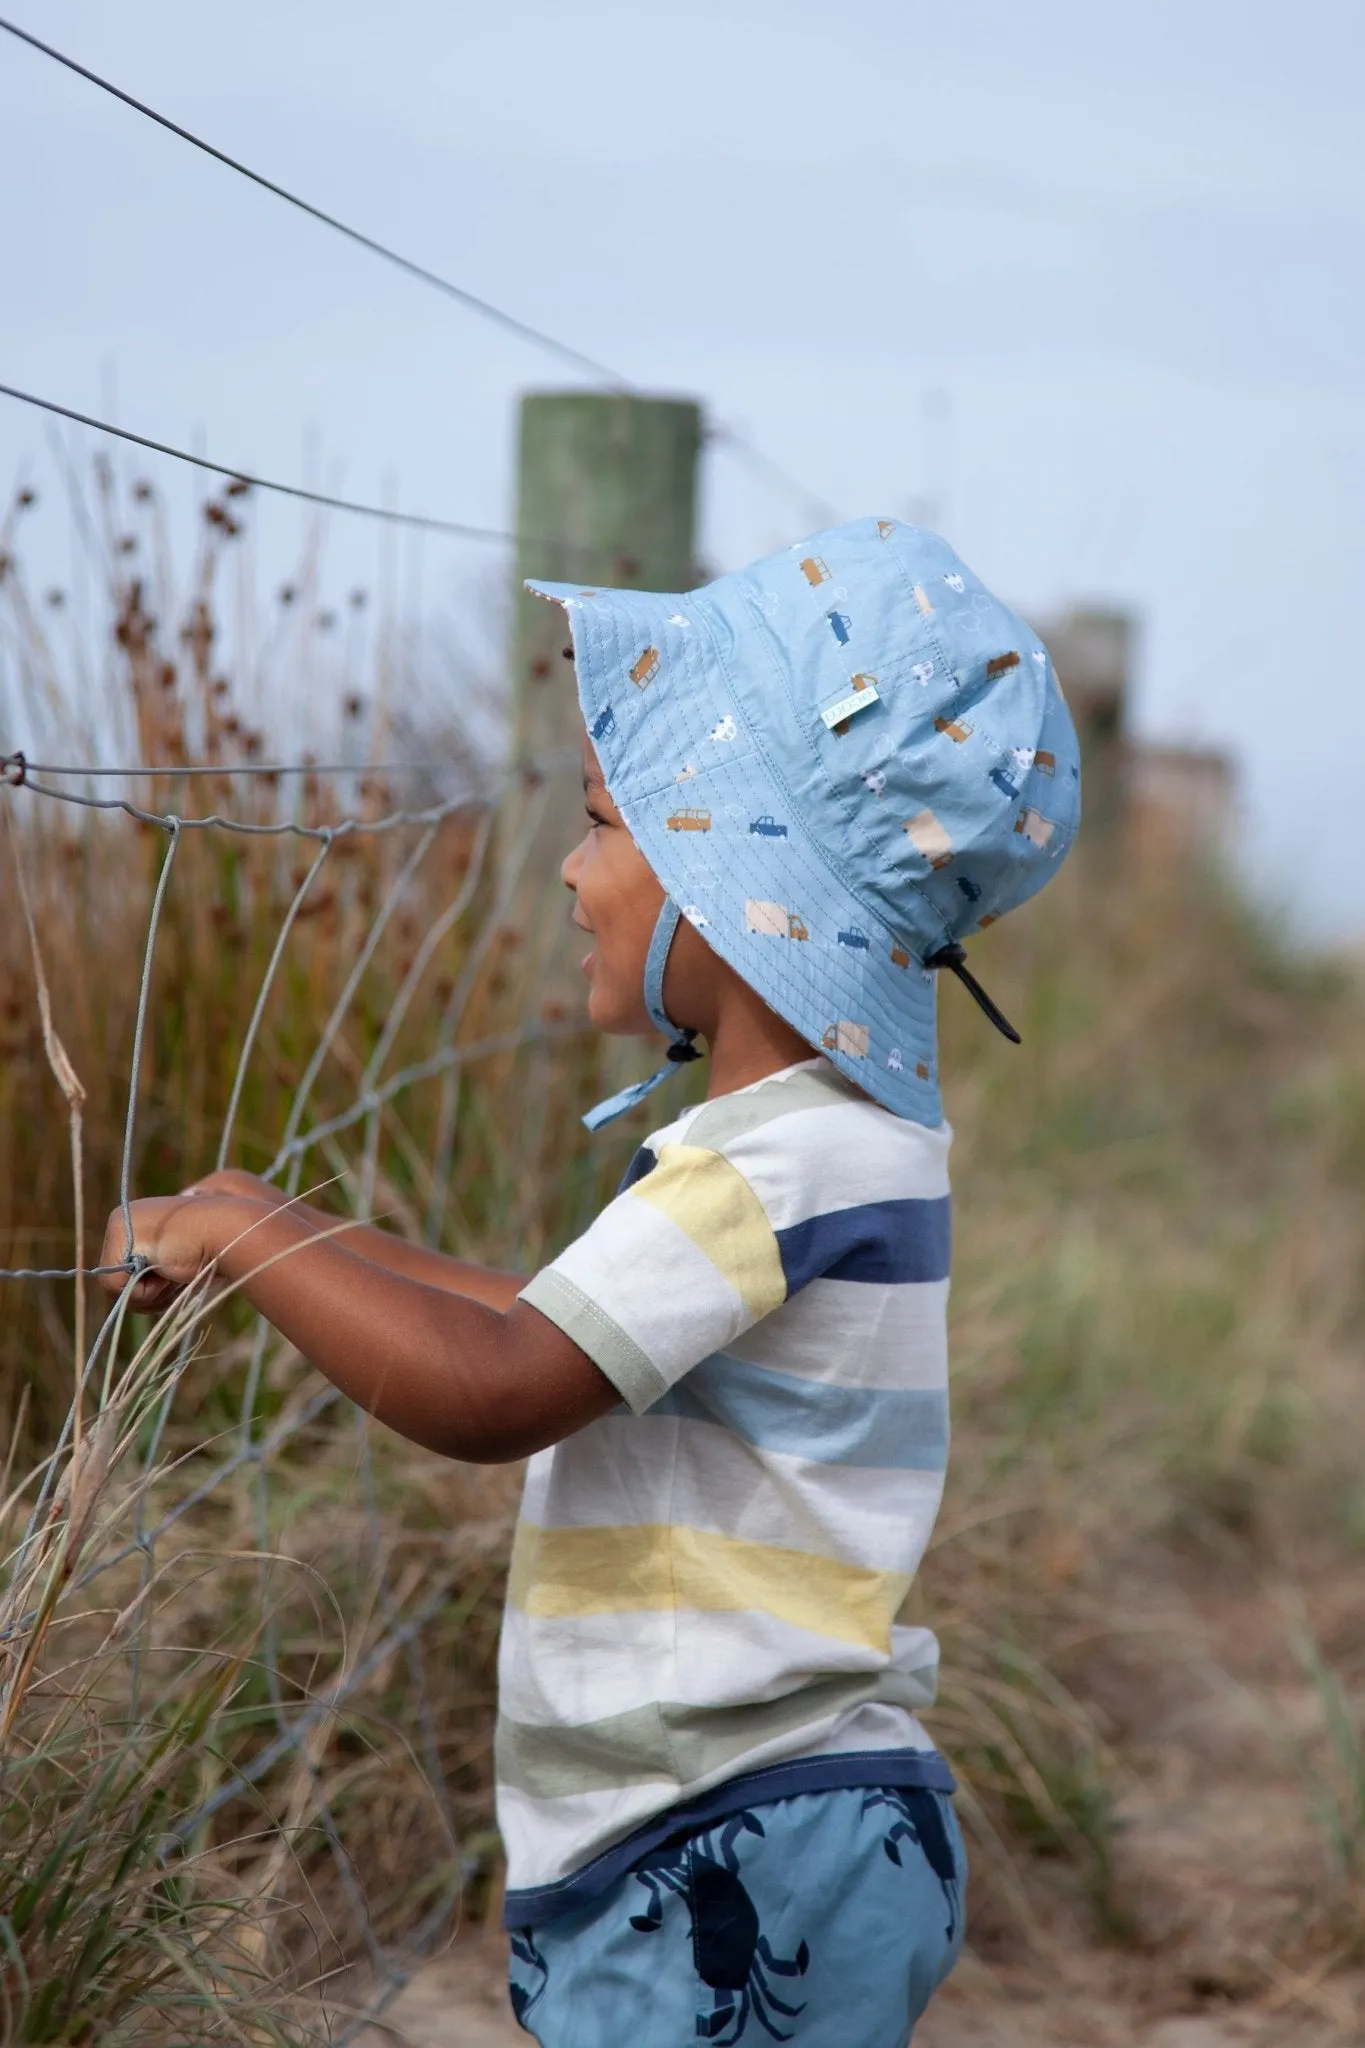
top-left (587, 981), bottom-right (652, 1038)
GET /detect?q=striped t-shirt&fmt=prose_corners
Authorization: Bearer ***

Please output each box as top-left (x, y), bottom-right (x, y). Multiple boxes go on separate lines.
top-left (499, 1057), bottom-right (954, 1926)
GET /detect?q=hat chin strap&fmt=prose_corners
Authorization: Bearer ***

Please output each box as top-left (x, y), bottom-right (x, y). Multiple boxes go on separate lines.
top-left (581, 898), bottom-right (703, 1132)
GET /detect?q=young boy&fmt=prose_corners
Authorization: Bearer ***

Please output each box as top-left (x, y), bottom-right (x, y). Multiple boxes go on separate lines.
top-left (103, 517), bottom-right (1080, 2045)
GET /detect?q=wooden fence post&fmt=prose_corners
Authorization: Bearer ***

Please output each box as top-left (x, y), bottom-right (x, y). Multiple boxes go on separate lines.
top-left (512, 391), bottom-right (702, 772)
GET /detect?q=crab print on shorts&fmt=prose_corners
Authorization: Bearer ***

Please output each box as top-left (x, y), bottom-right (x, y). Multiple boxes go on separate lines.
top-left (630, 1811), bottom-right (810, 2043)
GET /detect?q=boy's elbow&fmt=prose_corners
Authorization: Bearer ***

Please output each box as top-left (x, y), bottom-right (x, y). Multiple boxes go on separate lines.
top-left (427, 1366), bottom-right (618, 1466)
top-left (427, 1415), bottom-right (538, 1465)
top-left (428, 1386), bottom-right (595, 1465)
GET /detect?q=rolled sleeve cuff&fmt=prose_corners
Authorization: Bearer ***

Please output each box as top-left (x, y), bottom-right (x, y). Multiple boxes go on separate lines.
top-left (518, 1269), bottom-right (669, 1416)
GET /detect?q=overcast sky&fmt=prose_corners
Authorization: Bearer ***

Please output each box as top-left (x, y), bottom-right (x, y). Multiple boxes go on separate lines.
top-left (2, 0), bottom-right (1362, 932)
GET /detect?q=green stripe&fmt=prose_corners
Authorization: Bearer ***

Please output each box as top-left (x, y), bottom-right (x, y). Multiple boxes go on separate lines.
top-left (682, 1062), bottom-right (862, 1155)
top-left (495, 1666), bottom-right (939, 1799)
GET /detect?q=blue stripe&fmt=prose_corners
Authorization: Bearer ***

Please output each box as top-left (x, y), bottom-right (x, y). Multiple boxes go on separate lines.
top-left (652, 1353), bottom-right (949, 1470)
top-left (617, 1144), bottom-right (658, 1194)
top-left (775, 1197), bottom-right (950, 1291)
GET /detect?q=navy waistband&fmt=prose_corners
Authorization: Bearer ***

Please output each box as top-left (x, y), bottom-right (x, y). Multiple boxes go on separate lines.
top-left (502, 1746), bottom-right (955, 1930)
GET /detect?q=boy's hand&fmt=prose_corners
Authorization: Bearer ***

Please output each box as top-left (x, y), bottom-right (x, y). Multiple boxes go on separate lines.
top-left (98, 1193), bottom-right (255, 1313)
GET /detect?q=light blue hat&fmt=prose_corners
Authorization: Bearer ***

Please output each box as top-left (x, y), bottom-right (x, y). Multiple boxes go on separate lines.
top-left (530, 516), bottom-right (1081, 1129)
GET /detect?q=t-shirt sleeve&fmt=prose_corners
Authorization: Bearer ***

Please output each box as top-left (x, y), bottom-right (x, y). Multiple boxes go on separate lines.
top-left (517, 1141), bottom-right (788, 1414)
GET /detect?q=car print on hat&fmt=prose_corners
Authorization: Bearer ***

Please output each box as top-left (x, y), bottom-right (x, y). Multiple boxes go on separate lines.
top-left (746, 900), bottom-right (809, 941)
top-left (822, 1021), bottom-right (870, 1058)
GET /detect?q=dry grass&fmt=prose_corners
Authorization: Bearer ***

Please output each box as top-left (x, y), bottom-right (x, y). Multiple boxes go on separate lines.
top-left (3, 465), bottom-right (1365, 2034)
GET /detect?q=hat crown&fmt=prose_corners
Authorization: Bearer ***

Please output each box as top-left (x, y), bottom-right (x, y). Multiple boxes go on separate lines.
top-left (696, 518), bottom-right (1081, 953)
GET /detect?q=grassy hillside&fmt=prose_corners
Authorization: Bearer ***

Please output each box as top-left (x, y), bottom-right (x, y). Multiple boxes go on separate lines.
top-left (2, 473), bottom-right (1364, 2038)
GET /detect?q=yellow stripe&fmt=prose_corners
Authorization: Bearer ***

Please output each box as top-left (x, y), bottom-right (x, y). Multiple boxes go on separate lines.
top-left (628, 1144), bottom-right (786, 1320)
top-left (508, 1522), bottom-right (910, 1653)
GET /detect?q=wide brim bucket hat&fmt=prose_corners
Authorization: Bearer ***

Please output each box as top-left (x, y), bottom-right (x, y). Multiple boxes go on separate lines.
top-left (531, 516), bottom-right (1081, 1128)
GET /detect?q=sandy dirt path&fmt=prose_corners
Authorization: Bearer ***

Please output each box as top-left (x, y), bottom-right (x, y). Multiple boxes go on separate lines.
top-left (356, 1937), bottom-right (1345, 2048)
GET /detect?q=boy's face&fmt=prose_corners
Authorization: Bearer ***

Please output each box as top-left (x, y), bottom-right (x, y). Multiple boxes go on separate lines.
top-left (561, 735), bottom-right (668, 1034)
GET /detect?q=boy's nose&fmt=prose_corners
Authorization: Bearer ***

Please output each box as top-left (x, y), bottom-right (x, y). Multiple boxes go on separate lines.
top-left (561, 837), bottom-right (586, 892)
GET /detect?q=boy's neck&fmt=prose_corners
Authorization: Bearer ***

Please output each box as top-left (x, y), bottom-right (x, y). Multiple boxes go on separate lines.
top-left (701, 989), bottom-right (819, 1102)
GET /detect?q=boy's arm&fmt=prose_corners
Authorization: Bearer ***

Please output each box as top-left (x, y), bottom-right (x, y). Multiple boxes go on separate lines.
top-left (186, 1170), bottom-right (525, 1310)
top-left (99, 1194), bottom-right (616, 1463)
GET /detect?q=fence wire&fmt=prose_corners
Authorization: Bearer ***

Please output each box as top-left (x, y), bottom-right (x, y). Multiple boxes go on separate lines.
top-left (0, 748), bottom-right (580, 2041)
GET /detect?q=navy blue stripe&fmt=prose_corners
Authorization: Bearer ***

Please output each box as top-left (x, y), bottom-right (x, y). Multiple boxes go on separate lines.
top-left (775, 1196), bottom-right (951, 1291)
top-left (652, 1355), bottom-right (949, 1470)
top-left (502, 1748), bottom-right (956, 1929)
top-left (617, 1144), bottom-right (658, 1194)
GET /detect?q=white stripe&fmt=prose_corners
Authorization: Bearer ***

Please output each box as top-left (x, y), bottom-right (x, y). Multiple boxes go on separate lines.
top-left (548, 1195), bottom-right (749, 1382)
top-left (722, 1103), bottom-right (951, 1228)
top-left (527, 1420), bottom-right (945, 1571)
top-left (516, 1448), bottom-right (555, 1527)
top-left (498, 1604), bottom-right (941, 1727)
top-left (499, 1603), bottom-right (679, 1725)
top-left (728, 1275), bottom-right (950, 1388)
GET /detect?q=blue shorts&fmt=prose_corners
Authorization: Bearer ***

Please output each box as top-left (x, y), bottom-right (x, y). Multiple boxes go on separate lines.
top-left (507, 1784), bottom-right (965, 2046)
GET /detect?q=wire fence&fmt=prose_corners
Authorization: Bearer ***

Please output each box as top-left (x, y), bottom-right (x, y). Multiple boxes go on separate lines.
top-left (0, 16), bottom-right (840, 544)
top-left (0, 747), bottom-right (582, 2040)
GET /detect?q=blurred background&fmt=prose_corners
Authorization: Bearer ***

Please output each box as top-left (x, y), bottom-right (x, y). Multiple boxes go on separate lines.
top-left (2, 5), bottom-right (1365, 2045)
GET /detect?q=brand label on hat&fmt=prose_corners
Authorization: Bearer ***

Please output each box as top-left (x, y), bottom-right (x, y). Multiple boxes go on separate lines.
top-left (820, 677), bottom-right (881, 730)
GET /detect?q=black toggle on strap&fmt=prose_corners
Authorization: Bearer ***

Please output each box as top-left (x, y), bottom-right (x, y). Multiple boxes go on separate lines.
top-left (925, 941), bottom-right (1022, 1045)
top-left (666, 1030), bottom-right (703, 1065)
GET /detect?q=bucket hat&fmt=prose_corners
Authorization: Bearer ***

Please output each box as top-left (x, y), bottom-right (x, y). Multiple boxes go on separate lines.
top-left (531, 516), bottom-right (1081, 1129)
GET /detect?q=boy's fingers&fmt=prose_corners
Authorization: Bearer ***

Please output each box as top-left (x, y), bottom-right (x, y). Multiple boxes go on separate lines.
top-left (94, 1239), bottom-right (184, 1312)
top-left (128, 1270), bottom-right (182, 1312)
top-left (97, 1200), bottom-right (170, 1298)
top-left (98, 1195), bottom-right (221, 1307)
